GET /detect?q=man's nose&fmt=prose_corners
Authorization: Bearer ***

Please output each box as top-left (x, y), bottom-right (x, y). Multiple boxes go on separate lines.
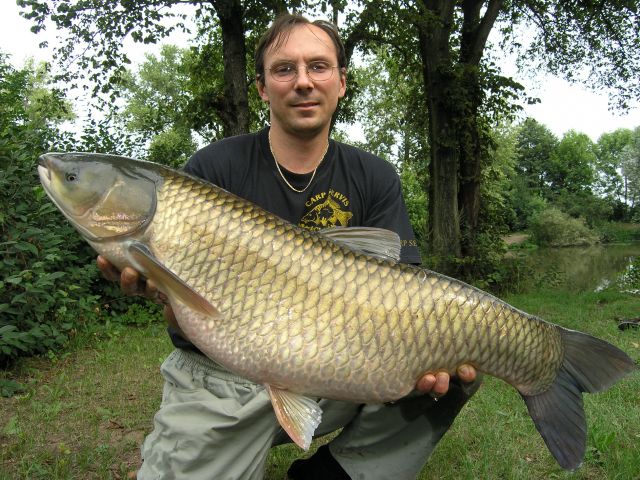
top-left (294, 66), bottom-right (314, 89)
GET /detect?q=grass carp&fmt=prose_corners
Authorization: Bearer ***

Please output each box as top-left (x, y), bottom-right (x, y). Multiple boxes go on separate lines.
top-left (37, 152), bottom-right (636, 470)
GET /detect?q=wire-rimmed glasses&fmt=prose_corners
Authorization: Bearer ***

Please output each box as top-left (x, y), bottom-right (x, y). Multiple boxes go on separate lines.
top-left (268, 61), bottom-right (339, 82)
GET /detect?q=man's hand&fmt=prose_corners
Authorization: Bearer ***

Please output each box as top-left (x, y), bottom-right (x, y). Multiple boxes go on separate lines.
top-left (415, 365), bottom-right (477, 397)
top-left (96, 255), bottom-right (180, 332)
top-left (97, 255), bottom-right (167, 301)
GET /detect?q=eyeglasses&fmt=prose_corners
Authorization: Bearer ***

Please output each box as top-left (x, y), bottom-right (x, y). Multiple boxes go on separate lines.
top-left (267, 61), bottom-right (339, 82)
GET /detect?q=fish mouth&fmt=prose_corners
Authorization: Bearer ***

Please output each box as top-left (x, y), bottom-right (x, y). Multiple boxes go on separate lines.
top-left (37, 155), bottom-right (53, 191)
top-left (36, 153), bottom-right (97, 241)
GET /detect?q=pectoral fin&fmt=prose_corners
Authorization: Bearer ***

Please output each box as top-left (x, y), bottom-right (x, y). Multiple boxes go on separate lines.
top-left (127, 242), bottom-right (219, 318)
top-left (265, 385), bottom-right (322, 450)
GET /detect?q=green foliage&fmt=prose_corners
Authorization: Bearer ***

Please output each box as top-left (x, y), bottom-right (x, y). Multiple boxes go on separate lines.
top-left (597, 222), bottom-right (640, 244)
top-left (122, 45), bottom-right (191, 135)
top-left (0, 54), bottom-right (148, 365)
top-left (548, 130), bottom-right (597, 194)
top-left (464, 124), bottom-right (519, 286)
top-left (0, 378), bottom-right (25, 398)
top-left (621, 127), bottom-right (640, 210)
top-left (553, 189), bottom-right (613, 227)
top-left (147, 127), bottom-right (197, 168)
top-left (529, 207), bottom-right (600, 247)
top-left (514, 118), bottom-right (559, 196)
top-left (510, 119), bottom-right (640, 231)
top-left (349, 47), bottom-right (429, 166)
top-left (399, 162), bottom-right (428, 255)
top-left (111, 302), bottom-right (162, 327)
top-left (595, 128), bottom-right (633, 202)
top-left (0, 155), bottom-right (100, 364)
top-left (618, 256), bottom-right (640, 292)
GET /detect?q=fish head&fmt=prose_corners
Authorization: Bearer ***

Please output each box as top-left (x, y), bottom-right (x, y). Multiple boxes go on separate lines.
top-left (38, 152), bottom-right (158, 241)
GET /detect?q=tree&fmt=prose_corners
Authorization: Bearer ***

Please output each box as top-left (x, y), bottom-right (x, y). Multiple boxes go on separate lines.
top-left (621, 127), bottom-right (640, 210)
top-left (596, 128), bottom-right (634, 215)
top-left (515, 118), bottom-right (558, 195)
top-left (120, 45), bottom-right (198, 166)
top-left (18, 0), bottom-right (300, 137)
top-left (122, 45), bottom-right (192, 136)
top-left (548, 130), bottom-right (596, 195)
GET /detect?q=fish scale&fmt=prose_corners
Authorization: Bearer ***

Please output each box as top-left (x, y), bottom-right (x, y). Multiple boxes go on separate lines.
top-left (38, 152), bottom-right (636, 469)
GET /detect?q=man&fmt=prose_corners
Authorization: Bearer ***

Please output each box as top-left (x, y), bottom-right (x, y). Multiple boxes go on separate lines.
top-left (98, 13), bottom-right (479, 479)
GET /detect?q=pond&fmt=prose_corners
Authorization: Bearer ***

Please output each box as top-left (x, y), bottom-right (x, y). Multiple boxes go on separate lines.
top-left (517, 243), bottom-right (640, 293)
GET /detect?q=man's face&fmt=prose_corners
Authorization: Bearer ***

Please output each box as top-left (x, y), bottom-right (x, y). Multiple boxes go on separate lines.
top-left (258, 24), bottom-right (346, 138)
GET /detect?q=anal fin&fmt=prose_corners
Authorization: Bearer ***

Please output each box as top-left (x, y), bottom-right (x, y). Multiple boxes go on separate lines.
top-left (265, 385), bottom-right (322, 450)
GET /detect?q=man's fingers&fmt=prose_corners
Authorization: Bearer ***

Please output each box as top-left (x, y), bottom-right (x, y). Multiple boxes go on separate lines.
top-left (456, 364), bottom-right (477, 383)
top-left (144, 278), bottom-right (159, 298)
top-left (432, 372), bottom-right (449, 396)
top-left (416, 373), bottom-right (436, 393)
top-left (96, 255), bottom-right (120, 282)
top-left (121, 267), bottom-right (143, 296)
top-left (145, 279), bottom-right (168, 304)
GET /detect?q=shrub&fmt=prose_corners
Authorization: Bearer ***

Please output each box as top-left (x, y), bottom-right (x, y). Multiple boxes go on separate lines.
top-left (529, 207), bottom-right (600, 247)
top-left (0, 57), bottom-right (147, 365)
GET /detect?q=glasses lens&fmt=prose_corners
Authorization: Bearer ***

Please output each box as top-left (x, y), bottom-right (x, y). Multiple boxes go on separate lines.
top-left (271, 63), bottom-right (296, 82)
top-left (307, 62), bottom-right (333, 81)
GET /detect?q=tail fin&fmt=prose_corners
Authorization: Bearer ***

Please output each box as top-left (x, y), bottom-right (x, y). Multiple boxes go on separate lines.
top-left (521, 329), bottom-right (636, 470)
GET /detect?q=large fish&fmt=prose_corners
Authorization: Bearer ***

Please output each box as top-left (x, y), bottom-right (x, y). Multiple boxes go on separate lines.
top-left (38, 152), bottom-right (636, 470)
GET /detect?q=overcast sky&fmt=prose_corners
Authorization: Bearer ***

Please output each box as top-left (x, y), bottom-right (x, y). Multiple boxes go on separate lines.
top-left (2, 2), bottom-right (639, 142)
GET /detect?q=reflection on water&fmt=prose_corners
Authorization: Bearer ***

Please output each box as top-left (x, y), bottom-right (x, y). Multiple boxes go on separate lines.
top-left (522, 243), bottom-right (640, 293)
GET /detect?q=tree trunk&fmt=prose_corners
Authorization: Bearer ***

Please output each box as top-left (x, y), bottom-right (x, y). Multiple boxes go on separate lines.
top-left (457, 68), bottom-right (483, 258)
top-left (457, 0), bottom-right (502, 258)
top-left (415, 0), bottom-right (502, 270)
top-left (213, 0), bottom-right (250, 137)
top-left (417, 2), bottom-right (461, 272)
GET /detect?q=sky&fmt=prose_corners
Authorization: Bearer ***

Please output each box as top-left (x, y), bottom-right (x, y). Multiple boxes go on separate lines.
top-left (2, 2), bottom-right (639, 142)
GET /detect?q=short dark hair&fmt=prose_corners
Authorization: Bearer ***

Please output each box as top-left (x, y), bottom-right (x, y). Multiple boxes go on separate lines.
top-left (255, 13), bottom-right (347, 85)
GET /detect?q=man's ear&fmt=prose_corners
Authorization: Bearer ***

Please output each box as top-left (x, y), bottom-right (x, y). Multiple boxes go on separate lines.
top-left (338, 67), bottom-right (347, 99)
top-left (256, 77), bottom-right (269, 102)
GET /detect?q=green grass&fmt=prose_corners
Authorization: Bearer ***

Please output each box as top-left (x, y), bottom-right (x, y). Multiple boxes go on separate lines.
top-left (1, 290), bottom-right (638, 479)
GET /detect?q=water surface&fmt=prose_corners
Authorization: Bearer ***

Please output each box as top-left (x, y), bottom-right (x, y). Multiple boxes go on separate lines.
top-left (520, 243), bottom-right (640, 293)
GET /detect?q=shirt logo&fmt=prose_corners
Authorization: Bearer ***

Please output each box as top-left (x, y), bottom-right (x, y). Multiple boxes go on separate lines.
top-left (300, 190), bottom-right (353, 231)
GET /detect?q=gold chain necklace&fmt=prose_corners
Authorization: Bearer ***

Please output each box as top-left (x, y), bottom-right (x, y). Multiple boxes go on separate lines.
top-left (269, 130), bottom-right (329, 193)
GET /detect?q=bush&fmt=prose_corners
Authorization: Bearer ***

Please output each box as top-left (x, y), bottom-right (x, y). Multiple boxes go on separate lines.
top-left (529, 207), bottom-right (600, 247)
top-left (0, 57), bottom-right (147, 365)
top-left (0, 151), bottom-right (105, 364)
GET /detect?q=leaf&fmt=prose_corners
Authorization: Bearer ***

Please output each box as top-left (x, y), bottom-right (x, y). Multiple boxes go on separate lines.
top-left (1, 381), bottom-right (25, 399)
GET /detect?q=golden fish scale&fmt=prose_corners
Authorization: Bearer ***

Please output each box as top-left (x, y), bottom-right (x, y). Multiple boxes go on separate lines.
top-left (150, 172), bottom-right (564, 401)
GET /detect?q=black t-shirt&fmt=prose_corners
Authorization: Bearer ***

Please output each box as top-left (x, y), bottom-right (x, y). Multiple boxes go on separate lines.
top-left (169, 126), bottom-right (421, 351)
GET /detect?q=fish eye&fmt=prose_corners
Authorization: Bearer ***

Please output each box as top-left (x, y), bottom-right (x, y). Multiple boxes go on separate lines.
top-left (65, 172), bottom-right (78, 182)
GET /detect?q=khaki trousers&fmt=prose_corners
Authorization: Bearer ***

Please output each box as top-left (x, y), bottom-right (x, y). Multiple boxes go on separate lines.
top-left (138, 349), bottom-right (480, 480)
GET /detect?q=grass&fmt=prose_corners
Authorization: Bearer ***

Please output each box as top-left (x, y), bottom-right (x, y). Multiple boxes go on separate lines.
top-left (1, 289), bottom-right (638, 479)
